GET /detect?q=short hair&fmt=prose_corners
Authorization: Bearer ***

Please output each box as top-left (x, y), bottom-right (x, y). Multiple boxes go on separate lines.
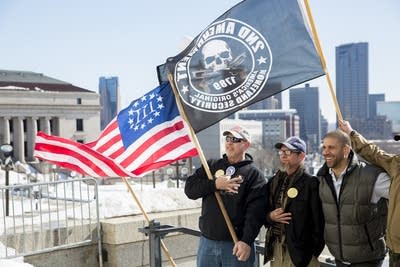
top-left (323, 130), bottom-right (351, 147)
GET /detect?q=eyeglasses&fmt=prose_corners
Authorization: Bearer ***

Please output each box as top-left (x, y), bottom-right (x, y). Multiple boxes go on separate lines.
top-left (225, 136), bottom-right (244, 143)
top-left (278, 150), bottom-right (299, 156)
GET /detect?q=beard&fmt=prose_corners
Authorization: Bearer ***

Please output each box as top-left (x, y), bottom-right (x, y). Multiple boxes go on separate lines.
top-left (279, 163), bottom-right (290, 173)
top-left (325, 156), bottom-right (342, 169)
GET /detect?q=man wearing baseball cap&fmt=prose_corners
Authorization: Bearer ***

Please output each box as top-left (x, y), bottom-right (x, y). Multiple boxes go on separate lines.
top-left (222, 125), bottom-right (252, 143)
top-left (263, 136), bottom-right (324, 267)
top-left (185, 125), bottom-right (267, 266)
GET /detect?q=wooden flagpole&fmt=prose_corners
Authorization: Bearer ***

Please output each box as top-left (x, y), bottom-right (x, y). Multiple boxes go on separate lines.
top-left (303, 0), bottom-right (343, 121)
top-left (167, 74), bottom-right (239, 243)
top-left (121, 177), bottom-right (177, 267)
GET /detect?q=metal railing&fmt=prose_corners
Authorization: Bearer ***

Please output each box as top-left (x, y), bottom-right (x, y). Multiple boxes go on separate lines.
top-left (139, 221), bottom-right (336, 267)
top-left (0, 178), bottom-right (102, 266)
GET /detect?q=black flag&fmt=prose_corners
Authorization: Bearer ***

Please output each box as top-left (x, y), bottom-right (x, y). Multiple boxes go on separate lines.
top-left (159, 0), bottom-right (324, 132)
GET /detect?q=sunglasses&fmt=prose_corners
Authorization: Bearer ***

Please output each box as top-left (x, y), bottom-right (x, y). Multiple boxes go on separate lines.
top-left (278, 150), bottom-right (299, 156)
top-left (225, 136), bottom-right (245, 143)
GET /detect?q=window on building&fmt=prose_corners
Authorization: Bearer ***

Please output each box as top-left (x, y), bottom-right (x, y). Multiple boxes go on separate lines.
top-left (24, 141), bottom-right (28, 158)
top-left (77, 98), bottom-right (82, 104)
top-left (76, 119), bottom-right (84, 131)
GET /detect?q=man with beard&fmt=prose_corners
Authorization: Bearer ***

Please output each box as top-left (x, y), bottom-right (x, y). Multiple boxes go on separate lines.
top-left (185, 125), bottom-right (267, 266)
top-left (317, 130), bottom-right (390, 267)
top-left (263, 136), bottom-right (324, 267)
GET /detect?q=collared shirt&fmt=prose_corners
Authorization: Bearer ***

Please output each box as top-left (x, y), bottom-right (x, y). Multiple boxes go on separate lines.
top-left (329, 168), bottom-right (390, 203)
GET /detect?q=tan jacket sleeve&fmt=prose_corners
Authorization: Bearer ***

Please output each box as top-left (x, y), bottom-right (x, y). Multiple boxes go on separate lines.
top-left (350, 131), bottom-right (400, 179)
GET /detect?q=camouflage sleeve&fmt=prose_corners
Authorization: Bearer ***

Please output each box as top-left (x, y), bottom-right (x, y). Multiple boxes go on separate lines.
top-left (351, 131), bottom-right (399, 178)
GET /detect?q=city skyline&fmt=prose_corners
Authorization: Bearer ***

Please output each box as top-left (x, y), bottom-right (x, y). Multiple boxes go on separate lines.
top-left (1, 0), bottom-right (399, 123)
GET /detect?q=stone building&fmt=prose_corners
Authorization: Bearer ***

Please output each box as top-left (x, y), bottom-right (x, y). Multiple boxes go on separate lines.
top-left (0, 70), bottom-right (100, 163)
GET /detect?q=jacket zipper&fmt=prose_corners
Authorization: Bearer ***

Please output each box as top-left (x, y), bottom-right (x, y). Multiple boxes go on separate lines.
top-left (336, 174), bottom-right (346, 260)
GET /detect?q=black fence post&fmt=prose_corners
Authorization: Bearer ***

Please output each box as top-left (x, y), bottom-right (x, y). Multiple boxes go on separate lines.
top-left (148, 220), bottom-right (162, 267)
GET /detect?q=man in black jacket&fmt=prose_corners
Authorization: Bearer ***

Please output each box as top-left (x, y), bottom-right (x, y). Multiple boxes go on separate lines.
top-left (264, 136), bottom-right (324, 267)
top-left (185, 125), bottom-right (267, 266)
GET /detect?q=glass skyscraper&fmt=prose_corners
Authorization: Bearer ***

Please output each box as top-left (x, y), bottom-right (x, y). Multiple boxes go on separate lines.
top-left (336, 42), bottom-right (369, 121)
top-left (289, 83), bottom-right (320, 153)
top-left (99, 76), bottom-right (120, 130)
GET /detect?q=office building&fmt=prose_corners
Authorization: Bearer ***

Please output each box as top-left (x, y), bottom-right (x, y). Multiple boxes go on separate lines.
top-left (320, 112), bottom-right (328, 140)
top-left (336, 42), bottom-right (369, 121)
top-left (0, 70), bottom-right (100, 163)
top-left (236, 109), bottom-right (300, 148)
top-left (274, 92), bottom-right (282, 109)
top-left (99, 76), bottom-right (120, 129)
top-left (289, 83), bottom-right (320, 153)
top-left (348, 117), bottom-right (392, 140)
top-left (248, 95), bottom-right (279, 110)
top-left (369, 93), bottom-right (385, 118)
top-left (377, 101), bottom-right (400, 133)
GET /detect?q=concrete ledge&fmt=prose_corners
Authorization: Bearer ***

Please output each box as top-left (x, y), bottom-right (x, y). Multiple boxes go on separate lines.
top-left (102, 208), bottom-right (201, 267)
top-left (103, 234), bottom-right (199, 267)
top-left (17, 208), bottom-right (202, 267)
top-left (25, 243), bottom-right (99, 267)
top-left (101, 208), bottom-right (200, 245)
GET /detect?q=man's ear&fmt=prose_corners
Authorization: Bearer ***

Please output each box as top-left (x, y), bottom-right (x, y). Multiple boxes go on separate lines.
top-left (243, 141), bottom-right (250, 149)
top-left (343, 144), bottom-right (351, 158)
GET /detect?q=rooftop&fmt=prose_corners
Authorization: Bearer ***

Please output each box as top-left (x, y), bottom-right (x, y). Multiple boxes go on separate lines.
top-left (0, 70), bottom-right (93, 93)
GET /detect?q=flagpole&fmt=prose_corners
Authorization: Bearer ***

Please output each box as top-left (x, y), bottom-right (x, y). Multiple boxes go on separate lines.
top-left (302, 0), bottom-right (343, 121)
top-left (121, 177), bottom-right (177, 267)
top-left (167, 74), bottom-right (239, 243)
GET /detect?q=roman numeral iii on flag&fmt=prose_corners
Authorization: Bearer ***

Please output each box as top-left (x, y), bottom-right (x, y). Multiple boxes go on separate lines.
top-left (34, 83), bottom-right (198, 178)
top-left (158, 0), bottom-right (325, 132)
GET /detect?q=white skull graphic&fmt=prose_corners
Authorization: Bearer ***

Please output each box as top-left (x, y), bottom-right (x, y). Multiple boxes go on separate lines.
top-left (202, 40), bottom-right (233, 71)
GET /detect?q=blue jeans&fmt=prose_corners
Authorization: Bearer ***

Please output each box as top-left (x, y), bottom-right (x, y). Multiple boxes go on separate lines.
top-left (197, 236), bottom-right (256, 267)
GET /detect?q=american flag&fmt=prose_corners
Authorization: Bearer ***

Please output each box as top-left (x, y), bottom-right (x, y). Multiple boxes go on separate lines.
top-left (34, 83), bottom-right (198, 177)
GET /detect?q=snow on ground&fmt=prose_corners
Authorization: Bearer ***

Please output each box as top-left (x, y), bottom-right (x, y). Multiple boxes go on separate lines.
top-left (1, 169), bottom-right (201, 220)
top-left (0, 168), bottom-right (201, 266)
top-left (0, 243), bottom-right (33, 267)
top-left (0, 259), bottom-right (33, 267)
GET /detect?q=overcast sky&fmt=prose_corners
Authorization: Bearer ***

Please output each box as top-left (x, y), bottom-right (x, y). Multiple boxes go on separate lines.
top-left (1, 0), bottom-right (399, 123)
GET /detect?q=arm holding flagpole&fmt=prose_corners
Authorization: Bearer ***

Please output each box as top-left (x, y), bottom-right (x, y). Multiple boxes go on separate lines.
top-left (167, 74), bottom-right (239, 243)
top-left (303, 0), bottom-right (343, 121)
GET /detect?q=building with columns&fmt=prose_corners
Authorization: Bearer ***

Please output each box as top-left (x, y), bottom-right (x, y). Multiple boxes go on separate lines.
top-left (0, 70), bottom-right (101, 163)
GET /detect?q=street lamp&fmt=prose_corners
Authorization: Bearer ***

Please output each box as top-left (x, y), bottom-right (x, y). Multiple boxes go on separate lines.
top-left (1, 144), bottom-right (14, 217)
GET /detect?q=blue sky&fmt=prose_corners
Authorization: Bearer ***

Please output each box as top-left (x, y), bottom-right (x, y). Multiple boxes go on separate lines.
top-left (1, 0), bottom-right (399, 123)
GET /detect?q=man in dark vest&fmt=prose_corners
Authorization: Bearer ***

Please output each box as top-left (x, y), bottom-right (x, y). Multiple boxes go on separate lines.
top-left (317, 130), bottom-right (390, 267)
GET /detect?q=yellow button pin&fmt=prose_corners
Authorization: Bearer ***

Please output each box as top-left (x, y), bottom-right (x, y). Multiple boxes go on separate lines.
top-left (287, 187), bottom-right (298, 198)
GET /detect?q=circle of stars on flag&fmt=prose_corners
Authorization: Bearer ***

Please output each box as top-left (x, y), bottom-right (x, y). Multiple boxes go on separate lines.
top-left (127, 92), bottom-right (165, 131)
